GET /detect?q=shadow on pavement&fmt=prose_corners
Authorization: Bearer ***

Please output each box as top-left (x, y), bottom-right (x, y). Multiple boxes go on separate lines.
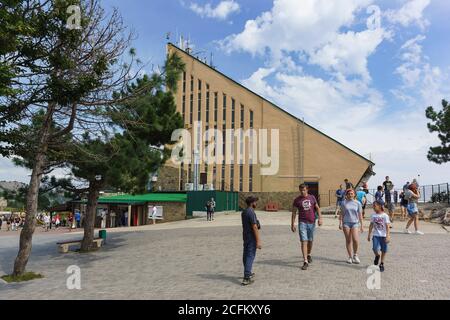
top-left (196, 273), bottom-right (242, 285)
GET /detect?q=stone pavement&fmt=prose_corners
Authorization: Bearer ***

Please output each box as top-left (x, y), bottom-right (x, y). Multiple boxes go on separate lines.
top-left (0, 211), bottom-right (449, 300)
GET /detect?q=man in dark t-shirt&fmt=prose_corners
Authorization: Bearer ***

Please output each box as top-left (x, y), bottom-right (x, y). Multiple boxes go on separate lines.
top-left (241, 196), bottom-right (261, 285)
top-left (383, 176), bottom-right (394, 205)
top-left (291, 184), bottom-right (322, 270)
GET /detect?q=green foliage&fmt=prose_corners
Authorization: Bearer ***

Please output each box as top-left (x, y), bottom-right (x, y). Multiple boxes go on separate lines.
top-left (1, 272), bottom-right (43, 283)
top-left (426, 99), bottom-right (450, 164)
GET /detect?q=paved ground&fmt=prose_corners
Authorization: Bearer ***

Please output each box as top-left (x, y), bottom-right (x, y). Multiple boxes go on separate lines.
top-left (0, 211), bottom-right (449, 300)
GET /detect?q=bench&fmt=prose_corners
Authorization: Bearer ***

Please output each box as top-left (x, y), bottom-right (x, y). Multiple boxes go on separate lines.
top-left (265, 202), bottom-right (279, 212)
top-left (57, 238), bottom-right (103, 253)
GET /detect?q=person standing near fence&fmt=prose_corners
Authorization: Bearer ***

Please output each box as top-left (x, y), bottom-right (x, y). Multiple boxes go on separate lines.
top-left (375, 186), bottom-right (384, 206)
top-left (404, 183), bottom-right (424, 235)
top-left (356, 187), bottom-right (367, 218)
top-left (335, 185), bottom-right (345, 218)
top-left (383, 176), bottom-right (394, 206)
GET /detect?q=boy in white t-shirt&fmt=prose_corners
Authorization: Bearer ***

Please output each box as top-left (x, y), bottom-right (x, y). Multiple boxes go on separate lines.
top-left (367, 200), bottom-right (391, 272)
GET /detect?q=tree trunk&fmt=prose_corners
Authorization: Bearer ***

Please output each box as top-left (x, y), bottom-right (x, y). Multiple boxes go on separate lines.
top-left (13, 106), bottom-right (54, 276)
top-left (80, 181), bottom-right (101, 252)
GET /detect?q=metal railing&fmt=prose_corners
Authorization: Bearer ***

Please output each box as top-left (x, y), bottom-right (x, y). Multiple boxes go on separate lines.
top-left (320, 183), bottom-right (450, 207)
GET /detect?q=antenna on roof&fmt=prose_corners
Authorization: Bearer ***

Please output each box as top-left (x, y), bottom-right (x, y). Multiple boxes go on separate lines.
top-left (165, 32), bottom-right (171, 41)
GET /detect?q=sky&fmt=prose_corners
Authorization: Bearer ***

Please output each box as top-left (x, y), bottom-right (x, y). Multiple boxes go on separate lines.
top-left (1, 0), bottom-right (449, 188)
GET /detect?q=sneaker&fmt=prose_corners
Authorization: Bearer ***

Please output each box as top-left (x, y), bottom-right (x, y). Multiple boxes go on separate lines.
top-left (241, 277), bottom-right (254, 286)
top-left (250, 273), bottom-right (255, 279)
top-left (379, 263), bottom-right (385, 272)
top-left (307, 255), bottom-right (312, 263)
top-left (415, 230), bottom-right (424, 235)
top-left (374, 255), bottom-right (380, 266)
top-left (352, 254), bottom-right (361, 264)
top-left (347, 257), bottom-right (353, 264)
top-left (404, 229), bottom-right (412, 234)
top-left (301, 262), bottom-right (309, 270)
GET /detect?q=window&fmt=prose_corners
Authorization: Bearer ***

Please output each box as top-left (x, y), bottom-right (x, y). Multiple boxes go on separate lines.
top-left (213, 165), bottom-right (217, 188)
top-left (183, 72), bottom-right (186, 94)
top-left (249, 165), bottom-right (253, 192)
top-left (221, 165), bottom-right (225, 191)
top-left (231, 98), bottom-right (235, 129)
top-left (240, 104), bottom-right (244, 128)
top-left (188, 164), bottom-right (192, 183)
top-left (239, 164), bottom-right (243, 192)
top-left (223, 94), bottom-right (227, 122)
top-left (206, 84), bottom-right (210, 123)
top-left (230, 165), bottom-right (234, 191)
top-left (250, 110), bottom-right (254, 128)
top-left (198, 80), bottom-right (202, 121)
top-left (214, 92), bottom-right (218, 122)
top-left (182, 95), bottom-right (186, 123)
top-left (180, 162), bottom-right (184, 190)
top-left (189, 93), bottom-right (193, 125)
top-left (190, 76), bottom-right (194, 92)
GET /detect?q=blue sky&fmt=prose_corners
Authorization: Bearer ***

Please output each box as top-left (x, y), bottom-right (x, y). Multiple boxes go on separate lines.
top-left (1, 0), bottom-right (449, 188)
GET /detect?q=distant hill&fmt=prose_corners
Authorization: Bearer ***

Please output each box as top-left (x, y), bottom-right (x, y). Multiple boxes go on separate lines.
top-left (0, 181), bottom-right (27, 192)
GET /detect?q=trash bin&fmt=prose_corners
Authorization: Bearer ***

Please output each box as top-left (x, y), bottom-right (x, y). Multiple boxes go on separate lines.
top-left (99, 229), bottom-right (107, 244)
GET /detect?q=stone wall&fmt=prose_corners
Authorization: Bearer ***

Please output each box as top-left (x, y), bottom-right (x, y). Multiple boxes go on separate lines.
top-left (239, 192), bottom-right (299, 211)
top-left (145, 201), bottom-right (186, 224)
top-left (153, 166), bottom-right (179, 191)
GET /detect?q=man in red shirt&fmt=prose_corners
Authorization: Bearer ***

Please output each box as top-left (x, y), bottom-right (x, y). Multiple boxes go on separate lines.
top-left (291, 184), bottom-right (322, 270)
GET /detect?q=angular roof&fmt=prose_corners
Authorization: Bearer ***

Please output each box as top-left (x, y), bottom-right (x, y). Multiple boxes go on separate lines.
top-left (168, 42), bottom-right (375, 166)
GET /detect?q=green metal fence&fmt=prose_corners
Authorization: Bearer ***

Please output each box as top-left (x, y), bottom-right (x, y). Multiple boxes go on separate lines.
top-left (186, 191), bottom-right (239, 217)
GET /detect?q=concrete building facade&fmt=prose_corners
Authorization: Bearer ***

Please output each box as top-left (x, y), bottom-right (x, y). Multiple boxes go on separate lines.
top-left (163, 43), bottom-right (375, 205)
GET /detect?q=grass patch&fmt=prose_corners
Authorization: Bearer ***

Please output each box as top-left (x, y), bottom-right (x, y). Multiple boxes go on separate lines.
top-left (1, 272), bottom-right (44, 283)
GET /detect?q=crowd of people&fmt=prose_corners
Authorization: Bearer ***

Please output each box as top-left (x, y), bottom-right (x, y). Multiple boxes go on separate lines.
top-left (240, 177), bottom-right (425, 286)
top-left (0, 214), bottom-right (25, 231)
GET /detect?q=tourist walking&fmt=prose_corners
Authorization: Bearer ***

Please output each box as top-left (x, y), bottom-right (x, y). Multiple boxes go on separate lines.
top-left (367, 200), bottom-right (391, 272)
top-left (339, 189), bottom-right (364, 264)
top-left (344, 179), bottom-right (354, 190)
top-left (0, 215), bottom-right (3, 230)
top-left (210, 197), bottom-right (216, 220)
top-left (374, 186), bottom-right (384, 206)
top-left (356, 187), bottom-right (367, 218)
top-left (383, 176), bottom-right (394, 205)
top-left (205, 200), bottom-right (213, 221)
top-left (43, 214), bottom-right (50, 232)
top-left (75, 210), bottom-right (81, 228)
top-left (404, 183), bottom-right (424, 235)
top-left (399, 191), bottom-right (408, 220)
top-left (292, 184), bottom-right (322, 270)
top-left (241, 196), bottom-right (261, 286)
top-left (334, 185), bottom-right (345, 218)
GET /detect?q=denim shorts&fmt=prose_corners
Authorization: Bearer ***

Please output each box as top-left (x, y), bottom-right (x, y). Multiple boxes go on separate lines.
top-left (343, 221), bottom-right (360, 229)
top-left (407, 202), bottom-right (418, 216)
top-left (372, 236), bottom-right (388, 253)
top-left (299, 222), bottom-right (315, 242)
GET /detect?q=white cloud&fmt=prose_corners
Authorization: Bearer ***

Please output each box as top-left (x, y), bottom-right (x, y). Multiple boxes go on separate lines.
top-left (385, 0), bottom-right (431, 29)
top-left (224, 0), bottom-right (450, 185)
top-left (222, 0), bottom-right (374, 56)
top-left (189, 0), bottom-right (240, 20)
top-left (309, 29), bottom-right (385, 81)
top-left (221, 0), bottom-right (390, 81)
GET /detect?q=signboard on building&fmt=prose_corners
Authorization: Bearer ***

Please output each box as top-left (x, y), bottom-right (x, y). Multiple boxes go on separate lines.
top-left (148, 205), bottom-right (163, 220)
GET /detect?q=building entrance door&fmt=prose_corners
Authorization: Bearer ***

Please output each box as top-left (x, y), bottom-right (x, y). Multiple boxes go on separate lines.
top-left (305, 182), bottom-right (320, 206)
